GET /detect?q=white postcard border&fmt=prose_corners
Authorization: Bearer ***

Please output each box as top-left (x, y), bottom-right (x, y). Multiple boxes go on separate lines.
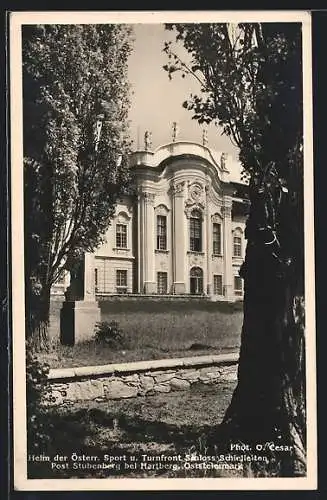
top-left (10, 10), bottom-right (317, 491)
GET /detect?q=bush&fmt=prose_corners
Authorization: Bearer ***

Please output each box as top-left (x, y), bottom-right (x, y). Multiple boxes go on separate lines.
top-left (26, 343), bottom-right (53, 453)
top-left (93, 321), bottom-right (127, 348)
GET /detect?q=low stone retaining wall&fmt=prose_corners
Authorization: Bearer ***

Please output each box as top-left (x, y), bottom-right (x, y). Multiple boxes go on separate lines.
top-left (96, 294), bottom-right (212, 302)
top-left (47, 353), bottom-right (238, 406)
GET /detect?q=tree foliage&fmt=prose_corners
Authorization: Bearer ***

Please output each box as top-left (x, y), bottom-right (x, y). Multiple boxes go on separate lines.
top-left (26, 344), bottom-right (53, 453)
top-left (23, 24), bottom-right (134, 347)
top-left (164, 23), bottom-right (302, 176)
top-left (164, 22), bottom-right (305, 476)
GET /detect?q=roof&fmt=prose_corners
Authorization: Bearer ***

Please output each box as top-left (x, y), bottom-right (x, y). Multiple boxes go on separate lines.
top-left (130, 140), bottom-right (246, 185)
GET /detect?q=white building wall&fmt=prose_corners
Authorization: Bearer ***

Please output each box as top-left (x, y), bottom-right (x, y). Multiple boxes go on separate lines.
top-left (231, 216), bottom-right (247, 298)
top-left (153, 197), bottom-right (172, 293)
top-left (94, 197), bottom-right (135, 294)
top-left (94, 257), bottom-right (133, 294)
top-left (52, 142), bottom-right (248, 301)
top-left (95, 198), bottom-right (134, 259)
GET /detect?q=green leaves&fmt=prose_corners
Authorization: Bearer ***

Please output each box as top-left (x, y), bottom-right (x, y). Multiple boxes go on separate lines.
top-left (163, 22), bottom-right (302, 178)
top-left (23, 24), bottom-right (134, 333)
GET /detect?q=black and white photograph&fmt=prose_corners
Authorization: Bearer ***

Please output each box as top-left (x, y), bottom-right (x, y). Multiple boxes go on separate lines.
top-left (10, 10), bottom-right (316, 490)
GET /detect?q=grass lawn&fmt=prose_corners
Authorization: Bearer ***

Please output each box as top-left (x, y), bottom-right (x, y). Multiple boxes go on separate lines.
top-left (28, 380), bottom-right (242, 479)
top-left (43, 299), bottom-right (243, 368)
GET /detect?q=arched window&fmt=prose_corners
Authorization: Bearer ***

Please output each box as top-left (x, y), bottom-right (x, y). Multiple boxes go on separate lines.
top-left (189, 209), bottom-right (202, 252)
top-left (233, 228), bottom-right (243, 257)
top-left (213, 223), bottom-right (222, 255)
top-left (115, 211), bottom-right (130, 249)
top-left (155, 204), bottom-right (169, 251)
top-left (234, 276), bottom-right (243, 296)
top-left (116, 224), bottom-right (127, 248)
top-left (190, 267), bottom-right (203, 295)
top-left (157, 215), bottom-right (167, 250)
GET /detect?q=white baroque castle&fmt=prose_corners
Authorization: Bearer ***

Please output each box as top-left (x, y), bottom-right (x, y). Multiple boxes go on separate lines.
top-left (55, 138), bottom-right (249, 302)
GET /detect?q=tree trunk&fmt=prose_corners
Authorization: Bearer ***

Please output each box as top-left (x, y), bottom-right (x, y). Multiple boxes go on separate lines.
top-left (26, 282), bottom-right (51, 351)
top-left (220, 174), bottom-right (306, 477)
top-left (222, 248), bottom-right (305, 475)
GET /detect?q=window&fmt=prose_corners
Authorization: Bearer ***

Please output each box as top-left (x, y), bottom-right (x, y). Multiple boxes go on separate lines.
top-left (157, 272), bottom-right (168, 294)
top-left (213, 274), bottom-right (223, 295)
top-left (233, 235), bottom-right (242, 257)
top-left (157, 215), bottom-right (167, 250)
top-left (116, 269), bottom-right (128, 294)
top-left (189, 210), bottom-right (202, 252)
top-left (94, 268), bottom-right (98, 292)
top-left (213, 223), bottom-right (222, 255)
top-left (234, 276), bottom-right (243, 296)
top-left (116, 224), bottom-right (127, 248)
top-left (190, 267), bottom-right (203, 294)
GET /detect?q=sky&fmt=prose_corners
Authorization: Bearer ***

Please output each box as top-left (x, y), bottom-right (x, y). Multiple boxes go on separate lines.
top-left (127, 24), bottom-right (240, 161)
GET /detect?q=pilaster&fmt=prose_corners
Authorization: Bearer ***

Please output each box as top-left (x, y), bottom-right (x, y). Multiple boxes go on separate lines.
top-left (83, 253), bottom-right (97, 301)
top-left (205, 185), bottom-right (212, 295)
top-left (171, 180), bottom-right (186, 294)
top-left (60, 253), bottom-right (100, 345)
top-left (222, 198), bottom-right (234, 301)
top-left (140, 191), bottom-right (156, 294)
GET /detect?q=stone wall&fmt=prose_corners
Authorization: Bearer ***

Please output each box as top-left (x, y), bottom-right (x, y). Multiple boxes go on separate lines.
top-left (46, 354), bottom-right (238, 406)
top-left (96, 294), bottom-right (213, 302)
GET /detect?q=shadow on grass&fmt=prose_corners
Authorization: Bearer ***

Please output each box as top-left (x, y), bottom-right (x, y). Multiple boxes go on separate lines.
top-left (28, 382), bottom-right (238, 479)
top-left (28, 410), bottom-right (228, 479)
